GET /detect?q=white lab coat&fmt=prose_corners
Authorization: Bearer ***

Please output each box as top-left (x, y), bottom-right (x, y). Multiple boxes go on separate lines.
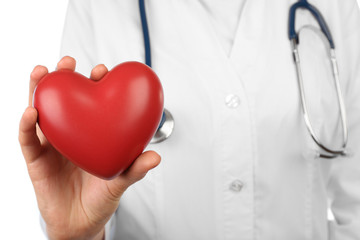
top-left (52, 0), bottom-right (360, 239)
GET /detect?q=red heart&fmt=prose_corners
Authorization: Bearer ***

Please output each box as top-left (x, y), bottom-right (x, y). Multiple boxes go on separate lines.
top-left (33, 62), bottom-right (164, 179)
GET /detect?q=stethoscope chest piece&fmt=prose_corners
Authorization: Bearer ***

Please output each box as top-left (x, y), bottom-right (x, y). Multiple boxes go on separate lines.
top-left (151, 108), bottom-right (175, 144)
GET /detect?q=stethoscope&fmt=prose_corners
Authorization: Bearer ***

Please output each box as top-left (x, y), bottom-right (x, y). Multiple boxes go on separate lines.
top-left (289, 0), bottom-right (348, 158)
top-left (139, 0), bottom-right (175, 143)
top-left (140, 0), bottom-right (348, 158)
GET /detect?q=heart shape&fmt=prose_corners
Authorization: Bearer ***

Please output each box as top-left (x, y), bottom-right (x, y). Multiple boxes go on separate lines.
top-left (33, 62), bottom-right (164, 179)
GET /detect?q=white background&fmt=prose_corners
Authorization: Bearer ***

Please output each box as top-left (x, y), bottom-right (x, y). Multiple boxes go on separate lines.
top-left (0, 0), bottom-right (359, 239)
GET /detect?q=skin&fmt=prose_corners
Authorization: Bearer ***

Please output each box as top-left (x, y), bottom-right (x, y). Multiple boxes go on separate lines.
top-left (18, 56), bottom-right (161, 240)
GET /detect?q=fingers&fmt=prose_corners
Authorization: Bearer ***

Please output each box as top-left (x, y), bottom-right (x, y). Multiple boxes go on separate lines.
top-left (106, 151), bottom-right (161, 198)
top-left (90, 64), bottom-right (108, 81)
top-left (56, 56), bottom-right (76, 71)
top-left (29, 65), bottom-right (48, 106)
top-left (29, 56), bottom-right (76, 106)
top-left (19, 107), bottom-right (42, 164)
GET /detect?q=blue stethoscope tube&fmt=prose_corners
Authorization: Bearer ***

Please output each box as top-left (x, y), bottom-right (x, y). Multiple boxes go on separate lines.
top-left (139, 0), bottom-right (173, 142)
top-left (139, 0), bottom-right (152, 67)
top-left (288, 0), bottom-right (334, 48)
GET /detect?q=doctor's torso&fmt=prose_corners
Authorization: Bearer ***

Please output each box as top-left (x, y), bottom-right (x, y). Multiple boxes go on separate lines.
top-left (60, 0), bottom-right (360, 239)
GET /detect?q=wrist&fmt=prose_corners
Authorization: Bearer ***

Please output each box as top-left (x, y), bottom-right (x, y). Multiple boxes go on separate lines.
top-left (47, 226), bottom-right (105, 240)
top-left (93, 228), bottom-right (105, 240)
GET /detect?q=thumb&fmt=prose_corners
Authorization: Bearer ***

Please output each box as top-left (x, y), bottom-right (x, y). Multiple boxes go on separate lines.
top-left (105, 151), bottom-right (161, 199)
top-left (19, 107), bottom-right (42, 164)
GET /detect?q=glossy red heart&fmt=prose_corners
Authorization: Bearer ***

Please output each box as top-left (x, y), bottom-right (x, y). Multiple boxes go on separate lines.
top-left (33, 62), bottom-right (164, 179)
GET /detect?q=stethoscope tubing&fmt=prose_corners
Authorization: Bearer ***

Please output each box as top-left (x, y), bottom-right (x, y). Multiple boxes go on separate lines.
top-left (289, 0), bottom-right (348, 158)
top-left (139, 0), bottom-right (174, 143)
top-left (139, 0), bottom-right (348, 155)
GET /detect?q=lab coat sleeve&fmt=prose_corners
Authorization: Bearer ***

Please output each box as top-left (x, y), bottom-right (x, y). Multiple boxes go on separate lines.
top-left (39, 213), bottom-right (116, 239)
top-left (104, 213), bottom-right (117, 240)
top-left (39, 0), bottom-right (117, 239)
top-left (328, 1), bottom-right (360, 239)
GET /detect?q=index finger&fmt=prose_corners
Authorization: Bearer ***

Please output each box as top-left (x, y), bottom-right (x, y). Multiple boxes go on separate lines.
top-left (29, 65), bottom-right (48, 106)
top-left (29, 56), bottom-right (77, 106)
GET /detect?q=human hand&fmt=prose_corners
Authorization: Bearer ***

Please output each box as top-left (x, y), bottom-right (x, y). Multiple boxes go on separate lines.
top-left (18, 56), bottom-right (161, 240)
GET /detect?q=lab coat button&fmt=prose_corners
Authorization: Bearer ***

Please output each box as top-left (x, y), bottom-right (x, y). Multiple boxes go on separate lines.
top-left (225, 94), bottom-right (240, 108)
top-left (229, 180), bottom-right (244, 192)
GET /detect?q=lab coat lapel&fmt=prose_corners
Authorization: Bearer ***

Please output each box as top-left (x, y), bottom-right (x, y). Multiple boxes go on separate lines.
top-left (171, 0), bottom-right (244, 93)
top-left (229, 0), bottom-right (266, 76)
top-left (171, 0), bottom-right (267, 92)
